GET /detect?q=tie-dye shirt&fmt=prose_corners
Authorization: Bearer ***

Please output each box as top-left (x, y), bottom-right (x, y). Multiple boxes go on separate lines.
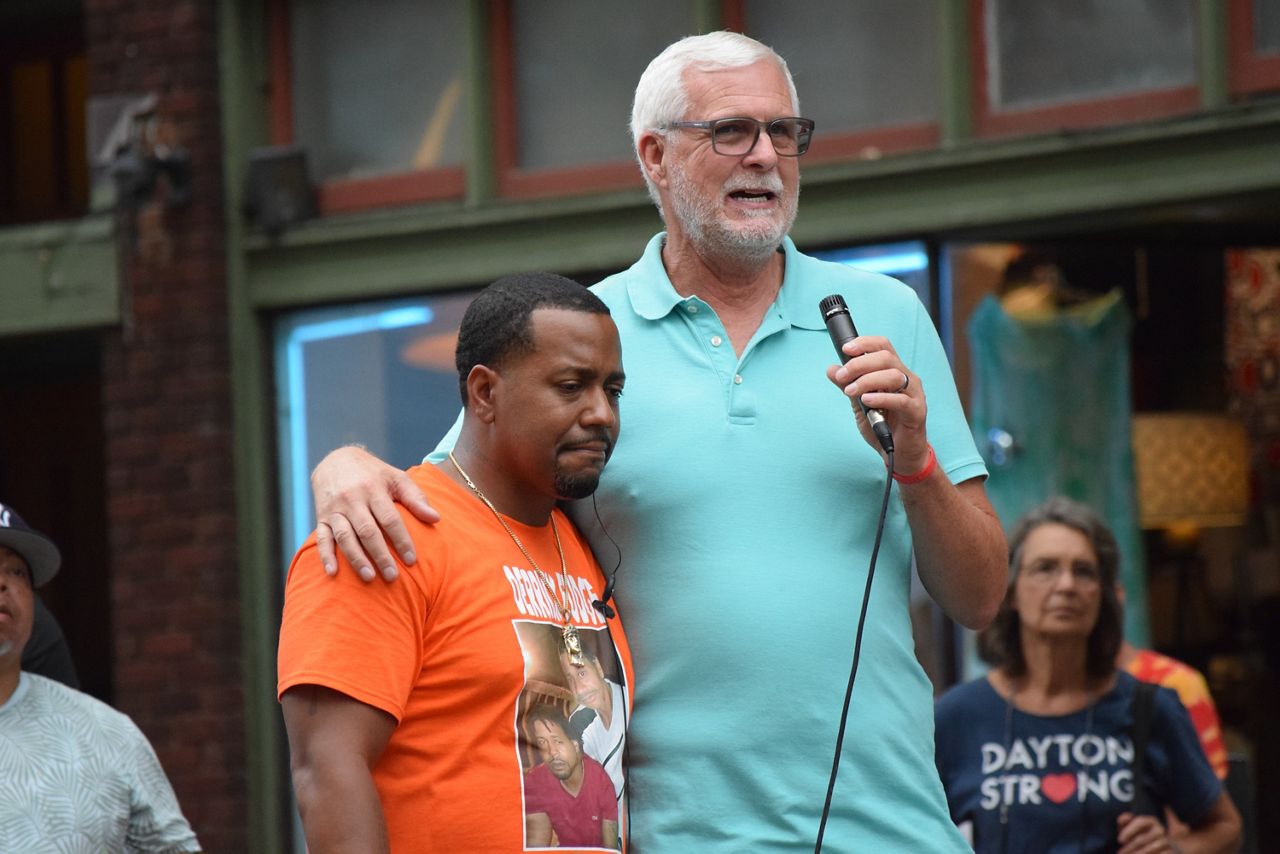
top-left (1125, 649), bottom-right (1229, 779)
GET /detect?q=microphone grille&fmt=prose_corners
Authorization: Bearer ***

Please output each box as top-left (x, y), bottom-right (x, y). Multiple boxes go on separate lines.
top-left (818, 294), bottom-right (848, 317)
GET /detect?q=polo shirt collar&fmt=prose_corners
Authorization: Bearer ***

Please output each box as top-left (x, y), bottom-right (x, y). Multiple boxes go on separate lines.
top-left (625, 233), bottom-right (684, 320)
top-left (626, 233), bottom-right (825, 330)
top-left (777, 238), bottom-right (827, 331)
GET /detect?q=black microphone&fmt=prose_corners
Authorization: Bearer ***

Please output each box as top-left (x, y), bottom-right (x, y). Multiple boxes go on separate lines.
top-left (592, 575), bottom-right (617, 619)
top-left (819, 294), bottom-right (894, 453)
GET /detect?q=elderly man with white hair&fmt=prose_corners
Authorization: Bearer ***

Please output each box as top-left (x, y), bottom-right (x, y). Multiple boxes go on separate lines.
top-left (310, 31), bottom-right (1006, 851)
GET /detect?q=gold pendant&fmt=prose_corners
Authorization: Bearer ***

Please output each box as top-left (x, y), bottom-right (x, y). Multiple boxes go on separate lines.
top-left (563, 624), bottom-right (585, 667)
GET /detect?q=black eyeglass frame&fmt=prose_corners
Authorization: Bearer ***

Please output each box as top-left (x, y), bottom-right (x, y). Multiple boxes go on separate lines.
top-left (664, 116), bottom-right (816, 157)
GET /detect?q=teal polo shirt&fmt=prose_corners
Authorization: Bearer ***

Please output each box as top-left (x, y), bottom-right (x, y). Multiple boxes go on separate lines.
top-left (433, 233), bottom-right (986, 850)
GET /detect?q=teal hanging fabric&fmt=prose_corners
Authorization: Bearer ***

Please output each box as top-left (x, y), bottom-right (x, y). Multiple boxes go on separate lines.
top-left (967, 290), bottom-right (1150, 645)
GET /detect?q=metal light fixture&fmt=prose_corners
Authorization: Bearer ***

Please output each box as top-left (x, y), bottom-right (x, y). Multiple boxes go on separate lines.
top-left (109, 144), bottom-right (192, 210)
top-left (244, 145), bottom-right (315, 236)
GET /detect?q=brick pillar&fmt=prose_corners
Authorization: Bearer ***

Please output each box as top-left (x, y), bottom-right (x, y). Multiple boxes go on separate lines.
top-left (89, 1), bottom-right (247, 848)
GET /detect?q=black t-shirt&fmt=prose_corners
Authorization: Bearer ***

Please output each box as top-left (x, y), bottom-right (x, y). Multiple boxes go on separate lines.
top-left (934, 672), bottom-right (1221, 853)
top-left (21, 596), bottom-right (79, 689)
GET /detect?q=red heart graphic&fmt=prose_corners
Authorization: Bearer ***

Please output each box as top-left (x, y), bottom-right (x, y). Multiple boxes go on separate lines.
top-left (1041, 773), bottom-right (1077, 804)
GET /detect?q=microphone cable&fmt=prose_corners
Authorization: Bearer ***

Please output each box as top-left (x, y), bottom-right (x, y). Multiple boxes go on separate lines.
top-left (587, 491), bottom-right (632, 851)
top-left (814, 449), bottom-right (894, 853)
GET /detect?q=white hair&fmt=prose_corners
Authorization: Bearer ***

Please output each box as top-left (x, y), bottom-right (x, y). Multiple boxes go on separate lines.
top-left (629, 31), bottom-right (800, 210)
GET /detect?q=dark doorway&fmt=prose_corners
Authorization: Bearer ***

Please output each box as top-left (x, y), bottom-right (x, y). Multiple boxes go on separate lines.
top-left (0, 331), bottom-right (111, 703)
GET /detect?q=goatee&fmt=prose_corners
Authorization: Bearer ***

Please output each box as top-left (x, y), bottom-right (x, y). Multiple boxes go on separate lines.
top-left (555, 470), bottom-right (603, 501)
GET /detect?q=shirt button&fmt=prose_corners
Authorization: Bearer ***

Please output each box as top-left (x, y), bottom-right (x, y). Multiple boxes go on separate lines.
top-left (710, 335), bottom-right (723, 347)
top-left (686, 303), bottom-right (699, 314)
top-left (734, 374), bottom-right (743, 385)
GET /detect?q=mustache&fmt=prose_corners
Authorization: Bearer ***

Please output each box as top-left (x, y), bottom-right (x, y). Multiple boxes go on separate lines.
top-left (562, 431), bottom-right (615, 454)
top-left (723, 173), bottom-right (785, 196)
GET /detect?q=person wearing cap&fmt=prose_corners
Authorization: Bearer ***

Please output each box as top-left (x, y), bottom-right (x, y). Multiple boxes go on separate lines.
top-left (14, 513), bottom-right (80, 690)
top-left (0, 502), bottom-right (202, 853)
top-left (0, 504), bottom-right (76, 684)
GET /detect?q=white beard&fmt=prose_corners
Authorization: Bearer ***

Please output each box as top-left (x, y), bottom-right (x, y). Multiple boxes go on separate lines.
top-left (667, 162), bottom-right (798, 266)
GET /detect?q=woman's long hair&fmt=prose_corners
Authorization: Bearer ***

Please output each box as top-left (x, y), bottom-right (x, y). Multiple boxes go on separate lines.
top-left (977, 496), bottom-right (1124, 680)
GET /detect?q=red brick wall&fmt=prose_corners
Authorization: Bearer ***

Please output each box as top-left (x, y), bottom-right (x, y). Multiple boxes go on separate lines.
top-left (88, 1), bottom-right (247, 849)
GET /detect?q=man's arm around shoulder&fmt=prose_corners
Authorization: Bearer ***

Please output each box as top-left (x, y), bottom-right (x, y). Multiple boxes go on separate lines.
top-left (282, 684), bottom-right (397, 854)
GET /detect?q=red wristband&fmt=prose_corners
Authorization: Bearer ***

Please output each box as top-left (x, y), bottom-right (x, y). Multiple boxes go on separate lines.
top-left (892, 445), bottom-right (936, 485)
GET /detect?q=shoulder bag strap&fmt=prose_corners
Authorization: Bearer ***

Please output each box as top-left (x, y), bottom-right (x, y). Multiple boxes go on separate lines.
top-left (1130, 680), bottom-right (1158, 816)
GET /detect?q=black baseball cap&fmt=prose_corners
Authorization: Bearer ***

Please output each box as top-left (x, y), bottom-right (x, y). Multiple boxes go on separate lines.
top-left (0, 503), bottom-right (61, 587)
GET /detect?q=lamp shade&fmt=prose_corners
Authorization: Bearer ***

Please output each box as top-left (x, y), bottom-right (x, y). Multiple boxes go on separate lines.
top-left (1131, 412), bottom-right (1249, 530)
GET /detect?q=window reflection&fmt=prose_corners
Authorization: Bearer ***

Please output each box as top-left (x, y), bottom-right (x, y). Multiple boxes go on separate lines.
top-left (813, 240), bottom-right (931, 307)
top-left (290, 0), bottom-right (468, 182)
top-left (986, 0), bottom-right (1196, 110)
top-left (511, 0), bottom-right (690, 170)
top-left (745, 0), bottom-right (939, 137)
top-left (1258, 0), bottom-right (1280, 54)
top-left (273, 292), bottom-right (476, 559)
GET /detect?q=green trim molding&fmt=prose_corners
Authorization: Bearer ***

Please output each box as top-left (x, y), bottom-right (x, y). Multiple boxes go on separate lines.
top-left (242, 100), bottom-right (1280, 310)
top-left (0, 214), bottom-right (119, 338)
top-left (215, 3), bottom-right (1280, 847)
top-left (219, 0), bottom-right (288, 851)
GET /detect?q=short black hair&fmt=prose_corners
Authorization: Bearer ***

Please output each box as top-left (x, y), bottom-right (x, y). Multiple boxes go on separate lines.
top-left (977, 496), bottom-right (1124, 681)
top-left (525, 703), bottom-right (585, 747)
top-left (455, 272), bottom-right (610, 405)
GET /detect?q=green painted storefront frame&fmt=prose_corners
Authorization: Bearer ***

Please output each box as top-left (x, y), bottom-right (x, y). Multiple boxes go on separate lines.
top-left (0, 214), bottom-right (119, 337)
top-left (216, 1), bottom-right (1280, 849)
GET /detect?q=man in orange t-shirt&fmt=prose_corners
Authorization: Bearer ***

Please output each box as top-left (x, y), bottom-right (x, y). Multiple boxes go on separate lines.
top-left (278, 273), bottom-right (633, 852)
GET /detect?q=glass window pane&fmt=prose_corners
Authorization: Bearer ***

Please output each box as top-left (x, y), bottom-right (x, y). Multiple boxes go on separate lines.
top-left (987, 0), bottom-right (1196, 110)
top-left (274, 291), bottom-right (476, 559)
top-left (811, 240), bottom-right (932, 308)
top-left (745, 0), bottom-right (939, 134)
top-left (511, 0), bottom-right (692, 170)
top-left (291, 0), bottom-right (468, 182)
top-left (1258, 0), bottom-right (1280, 55)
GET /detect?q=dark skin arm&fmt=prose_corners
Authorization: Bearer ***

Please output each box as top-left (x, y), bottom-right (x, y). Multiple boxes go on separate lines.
top-left (525, 811), bottom-right (553, 847)
top-left (281, 684), bottom-right (398, 853)
top-left (603, 818), bottom-right (620, 849)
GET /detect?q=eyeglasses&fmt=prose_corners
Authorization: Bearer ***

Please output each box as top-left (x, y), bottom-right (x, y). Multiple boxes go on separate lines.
top-left (1020, 558), bottom-right (1101, 587)
top-left (664, 116), bottom-right (815, 157)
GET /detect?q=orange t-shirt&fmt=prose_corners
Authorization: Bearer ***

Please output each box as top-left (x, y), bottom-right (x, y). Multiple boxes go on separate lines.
top-left (278, 464), bottom-right (634, 852)
top-left (1125, 649), bottom-right (1228, 780)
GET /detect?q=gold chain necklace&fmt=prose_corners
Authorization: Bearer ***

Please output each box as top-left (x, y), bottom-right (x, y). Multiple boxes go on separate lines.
top-left (448, 452), bottom-right (585, 666)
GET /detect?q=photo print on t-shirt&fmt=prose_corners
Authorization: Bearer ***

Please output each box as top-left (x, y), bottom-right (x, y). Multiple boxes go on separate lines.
top-left (514, 621), bottom-right (628, 851)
